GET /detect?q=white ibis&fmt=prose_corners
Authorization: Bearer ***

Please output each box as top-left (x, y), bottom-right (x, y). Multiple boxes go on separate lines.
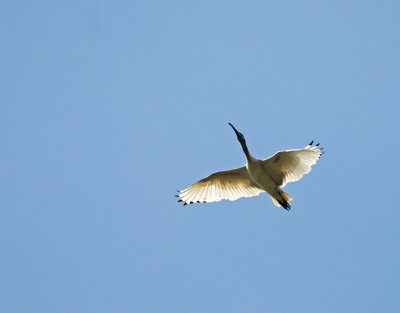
top-left (176, 123), bottom-right (323, 210)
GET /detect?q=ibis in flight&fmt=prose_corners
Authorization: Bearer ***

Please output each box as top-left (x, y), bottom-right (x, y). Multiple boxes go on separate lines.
top-left (176, 123), bottom-right (323, 210)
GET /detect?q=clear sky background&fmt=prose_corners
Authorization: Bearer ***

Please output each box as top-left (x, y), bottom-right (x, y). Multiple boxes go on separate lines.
top-left (1, 1), bottom-right (400, 312)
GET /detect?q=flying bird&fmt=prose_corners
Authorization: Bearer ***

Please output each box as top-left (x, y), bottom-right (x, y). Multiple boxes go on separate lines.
top-left (176, 123), bottom-right (323, 210)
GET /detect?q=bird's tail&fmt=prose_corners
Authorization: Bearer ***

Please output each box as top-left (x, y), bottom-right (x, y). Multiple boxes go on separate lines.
top-left (271, 190), bottom-right (293, 211)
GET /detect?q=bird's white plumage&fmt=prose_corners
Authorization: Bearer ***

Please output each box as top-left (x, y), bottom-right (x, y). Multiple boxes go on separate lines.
top-left (262, 144), bottom-right (322, 187)
top-left (177, 123), bottom-right (323, 209)
top-left (178, 167), bottom-right (263, 204)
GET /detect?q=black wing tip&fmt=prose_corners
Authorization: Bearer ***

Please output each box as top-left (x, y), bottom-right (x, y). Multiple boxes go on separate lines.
top-left (178, 199), bottom-right (207, 206)
top-left (309, 140), bottom-right (320, 146)
top-left (176, 190), bottom-right (184, 204)
top-left (308, 140), bottom-right (325, 154)
top-left (175, 189), bottom-right (207, 206)
top-left (176, 198), bottom-right (197, 206)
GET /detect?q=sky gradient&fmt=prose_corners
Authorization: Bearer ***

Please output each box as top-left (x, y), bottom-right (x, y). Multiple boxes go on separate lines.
top-left (1, 1), bottom-right (400, 312)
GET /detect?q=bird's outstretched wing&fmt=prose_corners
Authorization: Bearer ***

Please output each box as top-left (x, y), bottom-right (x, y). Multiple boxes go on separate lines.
top-left (262, 141), bottom-right (323, 187)
top-left (177, 167), bottom-right (263, 205)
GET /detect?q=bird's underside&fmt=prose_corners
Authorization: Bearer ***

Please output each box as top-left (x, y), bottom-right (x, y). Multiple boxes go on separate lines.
top-left (177, 142), bottom-right (323, 210)
top-left (176, 124), bottom-right (323, 211)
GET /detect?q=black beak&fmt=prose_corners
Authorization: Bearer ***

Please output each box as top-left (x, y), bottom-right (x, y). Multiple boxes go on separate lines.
top-left (228, 122), bottom-right (241, 137)
top-left (228, 123), bottom-right (249, 156)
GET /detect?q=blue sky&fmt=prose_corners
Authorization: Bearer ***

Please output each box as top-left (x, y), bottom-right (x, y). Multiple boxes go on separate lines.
top-left (1, 1), bottom-right (399, 312)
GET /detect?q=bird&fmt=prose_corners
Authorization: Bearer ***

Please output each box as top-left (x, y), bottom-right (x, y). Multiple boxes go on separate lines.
top-left (176, 123), bottom-right (323, 210)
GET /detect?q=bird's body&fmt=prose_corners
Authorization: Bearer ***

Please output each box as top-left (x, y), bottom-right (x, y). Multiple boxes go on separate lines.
top-left (246, 157), bottom-right (281, 204)
top-left (176, 123), bottom-right (323, 210)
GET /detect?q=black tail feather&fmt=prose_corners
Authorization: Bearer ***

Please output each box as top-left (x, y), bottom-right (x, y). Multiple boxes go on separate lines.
top-left (278, 199), bottom-right (291, 211)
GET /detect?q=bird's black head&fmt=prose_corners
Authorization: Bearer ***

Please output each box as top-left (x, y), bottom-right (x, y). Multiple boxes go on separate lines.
top-left (228, 123), bottom-right (247, 147)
